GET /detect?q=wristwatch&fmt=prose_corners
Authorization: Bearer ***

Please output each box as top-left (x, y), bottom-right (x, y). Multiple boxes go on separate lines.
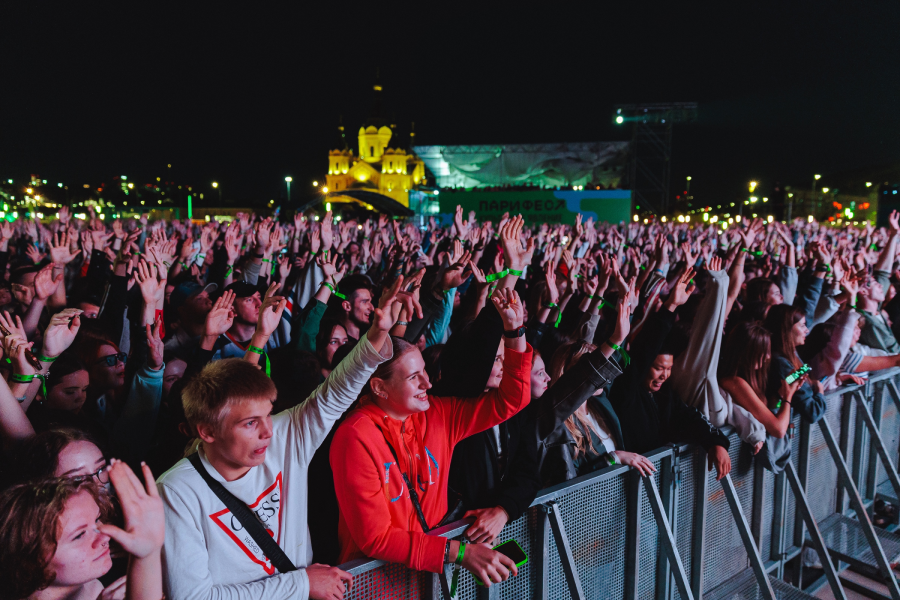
top-left (503, 325), bottom-right (527, 338)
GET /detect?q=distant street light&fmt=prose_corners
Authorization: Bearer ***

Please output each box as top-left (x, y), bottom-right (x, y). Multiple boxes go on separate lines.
top-left (212, 181), bottom-right (221, 203)
top-left (285, 177), bottom-right (292, 203)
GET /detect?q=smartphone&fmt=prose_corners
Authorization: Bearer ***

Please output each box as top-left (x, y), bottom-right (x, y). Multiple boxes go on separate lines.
top-left (474, 540), bottom-right (528, 586)
top-left (785, 364), bottom-right (811, 384)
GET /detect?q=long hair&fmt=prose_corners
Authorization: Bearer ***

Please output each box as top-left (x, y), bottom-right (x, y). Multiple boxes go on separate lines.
top-left (763, 304), bottom-right (804, 370)
top-left (548, 341), bottom-right (611, 458)
top-left (13, 427), bottom-right (104, 484)
top-left (718, 322), bottom-right (771, 400)
top-left (0, 478), bottom-right (113, 600)
top-left (746, 277), bottom-right (777, 305)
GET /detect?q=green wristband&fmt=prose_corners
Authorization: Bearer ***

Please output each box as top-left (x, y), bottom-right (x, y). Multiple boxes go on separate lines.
top-left (508, 268), bottom-right (523, 277)
top-left (543, 302), bottom-right (558, 309)
top-left (37, 354), bottom-right (58, 363)
top-left (324, 282), bottom-right (346, 300)
top-left (455, 542), bottom-right (466, 565)
top-left (485, 269), bottom-right (509, 283)
top-left (608, 341), bottom-right (631, 368)
top-left (248, 345), bottom-right (265, 355)
top-left (9, 373), bottom-right (35, 383)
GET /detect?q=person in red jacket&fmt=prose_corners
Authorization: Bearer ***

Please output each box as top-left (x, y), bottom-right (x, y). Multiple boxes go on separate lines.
top-left (331, 287), bottom-right (531, 587)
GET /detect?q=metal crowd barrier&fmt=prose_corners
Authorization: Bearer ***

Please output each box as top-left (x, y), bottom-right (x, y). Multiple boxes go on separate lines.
top-left (336, 368), bottom-right (900, 599)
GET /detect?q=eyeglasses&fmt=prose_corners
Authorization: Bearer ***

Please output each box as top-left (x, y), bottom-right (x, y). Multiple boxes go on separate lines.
top-left (74, 464), bottom-right (110, 486)
top-left (94, 352), bottom-right (128, 367)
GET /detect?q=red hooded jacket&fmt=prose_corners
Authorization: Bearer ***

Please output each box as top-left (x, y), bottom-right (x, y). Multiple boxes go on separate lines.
top-left (330, 344), bottom-right (532, 573)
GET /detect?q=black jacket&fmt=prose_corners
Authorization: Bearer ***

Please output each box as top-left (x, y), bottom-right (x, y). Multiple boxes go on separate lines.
top-left (438, 303), bottom-right (541, 522)
top-left (608, 309), bottom-right (729, 454)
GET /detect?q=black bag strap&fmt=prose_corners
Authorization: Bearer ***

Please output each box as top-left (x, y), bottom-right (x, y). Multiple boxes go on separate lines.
top-left (380, 435), bottom-right (432, 533)
top-left (188, 453), bottom-right (296, 573)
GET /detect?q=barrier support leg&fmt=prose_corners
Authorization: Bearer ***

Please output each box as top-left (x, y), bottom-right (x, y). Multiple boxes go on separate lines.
top-left (625, 473), bottom-right (641, 600)
top-left (784, 461), bottom-right (848, 600)
top-left (545, 501), bottom-right (586, 600)
top-left (720, 474), bottom-right (777, 600)
top-left (690, 451), bottom-right (708, 599)
top-left (534, 508), bottom-right (550, 600)
top-left (854, 392), bottom-right (900, 512)
top-left (644, 475), bottom-right (695, 600)
top-left (819, 419), bottom-right (900, 600)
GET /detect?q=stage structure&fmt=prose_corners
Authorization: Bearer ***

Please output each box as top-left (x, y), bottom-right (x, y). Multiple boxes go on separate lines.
top-left (416, 142), bottom-right (631, 225)
top-left (614, 102), bottom-right (698, 216)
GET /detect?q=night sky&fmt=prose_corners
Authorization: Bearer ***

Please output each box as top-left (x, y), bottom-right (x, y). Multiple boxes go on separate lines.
top-left (2, 2), bottom-right (898, 208)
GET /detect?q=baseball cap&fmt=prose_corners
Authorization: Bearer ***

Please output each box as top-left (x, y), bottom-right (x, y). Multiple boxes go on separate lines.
top-left (221, 280), bottom-right (265, 299)
top-left (170, 281), bottom-right (218, 312)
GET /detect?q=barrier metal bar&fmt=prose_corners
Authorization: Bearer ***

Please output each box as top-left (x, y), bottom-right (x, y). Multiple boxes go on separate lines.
top-left (819, 419), bottom-right (900, 600)
top-left (783, 460), bottom-right (848, 600)
top-left (854, 391), bottom-right (900, 509)
top-left (644, 475), bottom-right (694, 600)
top-left (624, 472), bottom-right (641, 600)
top-left (534, 510), bottom-right (550, 600)
top-left (866, 384), bottom-right (886, 502)
top-left (689, 449), bottom-right (708, 598)
top-left (655, 453), bottom-right (675, 600)
top-left (545, 501), bottom-right (585, 600)
top-left (719, 474), bottom-right (777, 600)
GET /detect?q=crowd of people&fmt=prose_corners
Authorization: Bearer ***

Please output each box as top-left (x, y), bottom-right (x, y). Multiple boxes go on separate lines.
top-left (2, 202), bottom-right (900, 600)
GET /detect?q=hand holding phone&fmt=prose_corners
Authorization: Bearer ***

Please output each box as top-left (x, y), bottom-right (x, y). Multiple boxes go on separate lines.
top-left (471, 540), bottom-right (527, 586)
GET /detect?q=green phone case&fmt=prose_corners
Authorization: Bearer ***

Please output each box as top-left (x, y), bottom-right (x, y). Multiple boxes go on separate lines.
top-left (473, 539), bottom-right (528, 586)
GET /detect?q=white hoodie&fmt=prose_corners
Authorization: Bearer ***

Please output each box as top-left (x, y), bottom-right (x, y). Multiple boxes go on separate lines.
top-left (157, 333), bottom-right (392, 600)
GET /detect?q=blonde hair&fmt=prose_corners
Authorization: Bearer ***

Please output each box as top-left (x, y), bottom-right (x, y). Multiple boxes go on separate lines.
top-left (182, 358), bottom-right (277, 433)
top-left (548, 341), bottom-right (612, 458)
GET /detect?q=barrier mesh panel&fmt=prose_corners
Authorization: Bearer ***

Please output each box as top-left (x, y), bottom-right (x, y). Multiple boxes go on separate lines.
top-left (759, 467), bottom-right (775, 564)
top-left (638, 461), bottom-right (663, 600)
top-left (703, 568), bottom-right (817, 600)
top-left (806, 393), bottom-right (843, 523)
top-left (703, 432), bottom-right (754, 590)
top-left (878, 382), bottom-right (900, 491)
top-left (783, 414), bottom-right (802, 554)
top-left (545, 471), bottom-right (629, 600)
top-left (495, 508), bottom-right (536, 600)
top-left (673, 447), bottom-right (699, 600)
top-left (344, 562), bottom-right (424, 600)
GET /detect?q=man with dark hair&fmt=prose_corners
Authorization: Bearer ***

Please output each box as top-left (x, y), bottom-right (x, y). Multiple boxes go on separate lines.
top-left (164, 280), bottom-right (217, 353)
top-left (212, 281), bottom-right (291, 360)
top-left (327, 274), bottom-right (374, 343)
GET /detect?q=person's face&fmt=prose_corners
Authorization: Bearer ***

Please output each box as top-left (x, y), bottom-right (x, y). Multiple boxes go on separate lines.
top-left (792, 317), bottom-right (809, 347)
top-left (530, 354), bottom-right (551, 399)
top-left (0, 286), bottom-right (12, 306)
top-left (162, 358), bottom-right (187, 397)
top-left (371, 350), bottom-right (432, 419)
top-left (485, 342), bottom-right (505, 390)
top-left (55, 440), bottom-right (107, 482)
top-left (766, 283), bottom-right (783, 306)
top-left (234, 293), bottom-right (262, 326)
top-left (344, 289), bottom-right (374, 328)
top-left (89, 344), bottom-right (126, 390)
top-left (12, 272), bottom-right (35, 305)
top-left (644, 354), bottom-right (674, 392)
top-left (201, 397), bottom-right (275, 471)
top-left (869, 279), bottom-right (886, 302)
top-left (323, 324), bottom-right (349, 367)
top-left (183, 290), bottom-right (214, 322)
top-left (75, 302), bottom-right (100, 319)
top-left (48, 491), bottom-right (112, 586)
top-left (46, 370), bottom-right (90, 413)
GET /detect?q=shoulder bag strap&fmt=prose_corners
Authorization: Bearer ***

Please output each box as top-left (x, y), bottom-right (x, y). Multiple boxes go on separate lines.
top-left (188, 453), bottom-right (296, 573)
top-left (380, 435), bottom-right (432, 533)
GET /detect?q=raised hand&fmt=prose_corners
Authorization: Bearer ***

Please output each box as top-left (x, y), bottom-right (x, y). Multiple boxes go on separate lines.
top-left (320, 211), bottom-right (334, 252)
top-left (42, 309), bottom-right (83, 358)
top-left (439, 249), bottom-right (472, 291)
top-left (0, 311), bottom-right (27, 341)
top-left (4, 334), bottom-right (36, 376)
top-left (50, 233), bottom-right (81, 265)
top-left (544, 263), bottom-right (560, 305)
top-left (372, 275), bottom-right (423, 333)
top-left (204, 290), bottom-right (235, 337)
top-left (33, 263), bottom-right (63, 301)
top-left (25, 244), bottom-right (44, 265)
top-left (491, 287), bottom-right (524, 330)
top-left (98, 460), bottom-right (165, 559)
top-left (665, 267), bottom-right (695, 310)
top-left (706, 255), bottom-right (723, 271)
top-left (58, 206), bottom-right (70, 225)
top-left (256, 282), bottom-right (287, 337)
top-left (454, 205), bottom-right (472, 238)
top-left (135, 260), bottom-right (163, 306)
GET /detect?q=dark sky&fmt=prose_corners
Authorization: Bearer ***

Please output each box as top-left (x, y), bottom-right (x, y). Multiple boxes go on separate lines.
top-left (2, 2), bottom-right (898, 208)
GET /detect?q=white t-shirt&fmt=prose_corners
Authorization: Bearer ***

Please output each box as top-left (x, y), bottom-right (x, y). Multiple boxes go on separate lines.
top-left (157, 333), bottom-right (392, 600)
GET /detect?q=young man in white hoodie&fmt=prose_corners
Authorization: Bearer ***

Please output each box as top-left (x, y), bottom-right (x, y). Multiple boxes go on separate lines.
top-left (157, 277), bottom-right (419, 600)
